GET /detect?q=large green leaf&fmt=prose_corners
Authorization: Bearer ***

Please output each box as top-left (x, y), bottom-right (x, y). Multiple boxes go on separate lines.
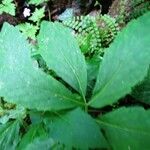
top-left (89, 12), bottom-right (150, 108)
top-left (0, 120), bottom-right (20, 150)
top-left (44, 108), bottom-right (108, 149)
top-left (17, 124), bottom-right (47, 150)
top-left (38, 21), bottom-right (87, 98)
top-left (0, 23), bottom-right (83, 111)
top-left (97, 107), bottom-right (150, 150)
top-left (132, 68), bottom-right (150, 104)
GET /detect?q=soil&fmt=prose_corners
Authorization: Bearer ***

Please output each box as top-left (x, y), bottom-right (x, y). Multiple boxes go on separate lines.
top-left (0, 0), bottom-right (113, 26)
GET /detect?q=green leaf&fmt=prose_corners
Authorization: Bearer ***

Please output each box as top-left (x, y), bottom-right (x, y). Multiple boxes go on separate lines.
top-left (86, 56), bottom-right (101, 98)
top-left (132, 68), bottom-right (150, 104)
top-left (0, 120), bottom-right (20, 150)
top-left (23, 137), bottom-right (67, 150)
top-left (0, 23), bottom-right (83, 111)
top-left (29, 7), bottom-right (45, 23)
top-left (89, 12), bottom-right (150, 108)
top-left (17, 23), bottom-right (39, 40)
top-left (2, 0), bottom-right (13, 3)
top-left (44, 108), bottom-right (108, 149)
top-left (0, 0), bottom-right (15, 16)
top-left (97, 107), bottom-right (150, 150)
top-left (86, 56), bottom-right (101, 82)
top-left (38, 21), bottom-right (87, 98)
top-left (24, 137), bottom-right (56, 150)
top-left (18, 124), bottom-right (47, 150)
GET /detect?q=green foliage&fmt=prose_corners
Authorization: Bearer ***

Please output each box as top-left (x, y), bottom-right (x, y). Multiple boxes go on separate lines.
top-left (132, 68), bottom-right (150, 104)
top-left (89, 12), bottom-right (150, 108)
top-left (99, 14), bottom-right (119, 47)
top-left (18, 7), bottom-right (45, 39)
top-left (0, 0), bottom-right (16, 16)
top-left (17, 23), bottom-right (39, 40)
top-left (29, 7), bottom-right (45, 24)
top-left (86, 55), bottom-right (101, 82)
top-left (37, 21), bottom-right (87, 99)
top-left (24, 137), bottom-right (56, 150)
top-left (0, 120), bottom-right (20, 150)
top-left (63, 15), bottom-right (102, 55)
top-left (18, 124), bottom-right (47, 150)
top-left (63, 14), bottom-right (119, 56)
top-left (0, 12), bottom-right (150, 149)
top-left (44, 108), bottom-right (108, 149)
top-left (0, 23), bottom-right (80, 111)
top-left (97, 107), bottom-right (150, 150)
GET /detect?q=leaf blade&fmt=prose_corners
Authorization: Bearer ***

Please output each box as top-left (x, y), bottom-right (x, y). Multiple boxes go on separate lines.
top-left (0, 120), bottom-right (20, 150)
top-left (89, 12), bottom-right (150, 108)
top-left (97, 107), bottom-right (150, 150)
top-left (38, 21), bottom-right (87, 98)
top-left (0, 23), bottom-right (82, 111)
top-left (132, 68), bottom-right (150, 104)
top-left (44, 108), bottom-right (108, 149)
top-left (18, 123), bottom-right (47, 150)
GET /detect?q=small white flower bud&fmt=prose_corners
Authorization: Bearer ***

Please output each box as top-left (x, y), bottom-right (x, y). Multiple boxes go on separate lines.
top-left (23, 8), bottom-right (31, 17)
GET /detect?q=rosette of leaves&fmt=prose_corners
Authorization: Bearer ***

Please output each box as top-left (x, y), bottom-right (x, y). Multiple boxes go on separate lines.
top-left (0, 12), bottom-right (150, 149)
